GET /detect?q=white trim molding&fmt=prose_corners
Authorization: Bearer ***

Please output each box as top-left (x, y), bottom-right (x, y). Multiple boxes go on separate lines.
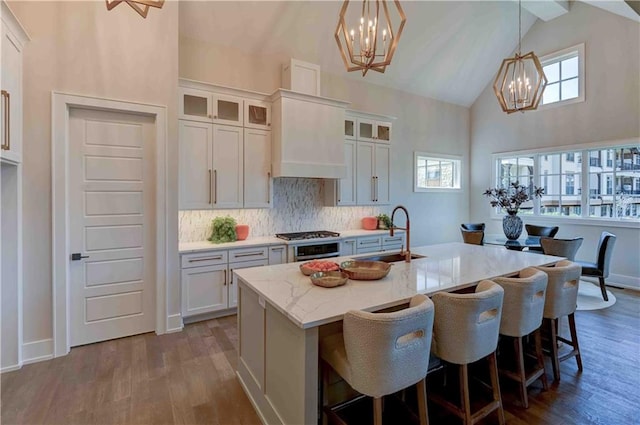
top-left (166, 314), bottom-right (184, 333)
top-left (22, 339), bottom-right (54, 365)
top-left (51, 92), bottom-right (169, 358)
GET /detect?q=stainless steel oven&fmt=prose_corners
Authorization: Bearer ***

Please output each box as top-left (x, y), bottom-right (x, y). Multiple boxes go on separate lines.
top-left (275, 231), bottom-right (341, 262)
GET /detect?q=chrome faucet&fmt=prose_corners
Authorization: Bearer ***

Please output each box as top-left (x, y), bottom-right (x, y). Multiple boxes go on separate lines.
top-left (390, 205), bottom-right (411, 262)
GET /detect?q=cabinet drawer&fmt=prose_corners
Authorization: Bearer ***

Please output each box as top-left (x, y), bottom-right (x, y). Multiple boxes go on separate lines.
top-left (182, 251), bottom-right (228, 268)
top-left (382, 235), bottom-right (404, 247)
top-left (356, 246), bottom-right (383, 254)
top-left (229, 246), bottom-right (269, 263)
top-left (357, 236), bottom-right (382, 249)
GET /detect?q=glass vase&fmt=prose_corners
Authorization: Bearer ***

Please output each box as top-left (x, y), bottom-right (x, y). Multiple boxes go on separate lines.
top-left (502, 211), bottom-right (523, 240)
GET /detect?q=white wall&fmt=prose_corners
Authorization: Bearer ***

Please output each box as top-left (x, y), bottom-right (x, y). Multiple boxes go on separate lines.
top-left (8, 1), bottom-right (180, 352)
top-left (180, 36), bottom-right (471, 247)
top-left (470, 2), bottom-right (640, 286)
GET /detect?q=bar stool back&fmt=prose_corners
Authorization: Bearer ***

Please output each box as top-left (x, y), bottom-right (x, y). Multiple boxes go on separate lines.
top-left (321, 294), bottom-right (434, 425)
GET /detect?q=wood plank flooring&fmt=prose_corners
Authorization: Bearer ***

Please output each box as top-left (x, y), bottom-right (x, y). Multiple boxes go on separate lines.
top-left (2, 287), bottom-right (639, 425)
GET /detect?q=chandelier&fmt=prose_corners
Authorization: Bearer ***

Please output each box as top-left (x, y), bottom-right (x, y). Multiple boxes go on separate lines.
top-left (493, 0), bottom-right (547, 113)
top-left (335, 0), bottom-right (406, 76)
top-left (105, 0), bottom-right (165, 19)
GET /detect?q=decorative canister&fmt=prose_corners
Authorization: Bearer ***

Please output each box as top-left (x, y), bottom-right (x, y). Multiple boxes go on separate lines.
top-left (502, 212), bottom-right (523, 240)
top-left (235, 224), bottom-right (250, 241)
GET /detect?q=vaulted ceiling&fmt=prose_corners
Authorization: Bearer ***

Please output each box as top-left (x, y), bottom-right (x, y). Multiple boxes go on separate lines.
top-left (179, 1), bottom-right (639, 107)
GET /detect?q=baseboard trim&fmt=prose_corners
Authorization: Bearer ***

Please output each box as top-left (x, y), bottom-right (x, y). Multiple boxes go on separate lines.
top-left (166, 314), bottom-right (184, 333)
top-left (182, 308), bottom-right (237, 325)
top-left (22, 338), bottom-right (54, 365)
top-left (582, 274), bottom-right (640, 291)
top-left (1, 363), bottom-right (22, 373)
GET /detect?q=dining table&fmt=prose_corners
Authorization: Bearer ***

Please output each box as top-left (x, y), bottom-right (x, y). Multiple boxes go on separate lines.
top-left (483, 234), bottom-right (542, 251)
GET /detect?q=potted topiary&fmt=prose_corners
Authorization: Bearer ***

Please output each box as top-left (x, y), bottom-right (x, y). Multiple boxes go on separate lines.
top-left (208, 216), bottom-right (237, 243)
top-left (376, 213), bottom-right (393, 230)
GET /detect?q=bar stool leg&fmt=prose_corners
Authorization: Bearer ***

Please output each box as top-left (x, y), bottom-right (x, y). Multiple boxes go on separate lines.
top-left (488, 352), bottom-right (505, 425)
top-left (416, 378), bottom-right (429, 425)
top-left (460, 364), bottom-right (472, 425)
top-left (373, 397), bottom-right (383, 425)
top-left (514, 336), bottom-right (528, 408)
top-left (548, 318), bottom-right (561, 381)
top-left (534, 328), bottom-right (549, 390)
top-left (568, 313), bottom-right (583, 372)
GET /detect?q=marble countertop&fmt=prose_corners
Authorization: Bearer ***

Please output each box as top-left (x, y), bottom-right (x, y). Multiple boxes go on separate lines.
top-left (234, 243), bottom-right (562, 330)
top-left (178, 229), bottom-right (402, 253)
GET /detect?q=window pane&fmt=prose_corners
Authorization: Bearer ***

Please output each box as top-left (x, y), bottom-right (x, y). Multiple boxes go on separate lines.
top-left (416, 155), bottom-right (461, 190)
top-left (543, 82), bottom-right (559, 104)
top-left (561, 78), bottom-right (579, 100)
top-left (441, 162), bottom-right (453, 187)
top-left (543, 62), bottom-right (560, 83)
top-left (561, 56), bottom-right (578, 79)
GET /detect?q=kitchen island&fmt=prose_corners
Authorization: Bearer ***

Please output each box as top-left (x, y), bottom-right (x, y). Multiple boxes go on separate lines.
top-left (234, 243), bottom-right (561, 425)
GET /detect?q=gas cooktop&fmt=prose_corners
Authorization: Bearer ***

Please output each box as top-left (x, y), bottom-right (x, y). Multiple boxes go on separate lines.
top-left (275, 231), bottom-right (340, 241)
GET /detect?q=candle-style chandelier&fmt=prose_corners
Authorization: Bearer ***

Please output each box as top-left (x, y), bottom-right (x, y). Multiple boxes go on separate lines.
top-left (335, 0), bottom-right (406, 76)
top-left (105, 0), bottom-right (165, 19)
top-left (493, 0), bottom-right (547, 113)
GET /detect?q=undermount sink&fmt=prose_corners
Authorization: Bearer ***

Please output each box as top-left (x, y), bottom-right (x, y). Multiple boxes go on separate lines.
top-left (357, 253), bottom-right (426, 263)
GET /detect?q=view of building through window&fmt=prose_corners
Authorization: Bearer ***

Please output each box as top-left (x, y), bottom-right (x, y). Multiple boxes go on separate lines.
top-left (494, 144), bottom-right (640, 219)
top-left (415, 153), bottom-right (461, 191)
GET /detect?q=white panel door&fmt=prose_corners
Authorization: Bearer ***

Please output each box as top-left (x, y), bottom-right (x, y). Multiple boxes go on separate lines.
top-left (244, 128), bottom-right (271, 208)
top-left (356, 142), bottom-right (375, 205)
top-left (181, 265), bottom-right (228, 317)
top-left (229, 259), bottom-right (268, 308)
top-left (0, 22), bottom-right (23, 163)
top-left (179, 121), bottom-right (213, 210)
top-left (337, 140), bottom-right (356, 205)
top-left (68, 108), bottom-right (155, 347)
top-left (375, 144), bottom-right (390, 205)
top-left (212, 124), bottom-right (243, 208)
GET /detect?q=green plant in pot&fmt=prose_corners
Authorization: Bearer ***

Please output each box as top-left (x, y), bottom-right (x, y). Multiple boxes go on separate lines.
top-left (376, 213), bottom-right (393, 230)
top-left (209, 216), bottom-right (237, 243)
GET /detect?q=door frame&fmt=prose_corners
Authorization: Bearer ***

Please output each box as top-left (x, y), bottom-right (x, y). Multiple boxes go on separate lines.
top-left (52, 92), bottom-right (168, 357)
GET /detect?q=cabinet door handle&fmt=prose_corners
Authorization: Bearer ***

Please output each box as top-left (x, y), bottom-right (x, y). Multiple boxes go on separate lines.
top-left (208, 169), bottom-right (212, 204)
top-left (271, 247), bottom-right (284, 251)
top-left (188, 255), bottom-right (223, 262)
top-left (1, 90), bottom-right (9, 151)
top-left (213, 169), bottom-right (218, 204)
top-left (371, 176), bottom-right (375, 202)
top-left (230, 269), bottom-right (234, 285)
top-left (267, 171), bottom-right (271, 201)
top-left (375, 176), bottom-right (379, 202)
top-left (345, 240), bottom-right (355, 244)
top-left (234, 251), bottom-right (264, 258)
top-left (223, 269), bottom-right (227, 286)
top-left (360, 240), bottom-right (379, 245)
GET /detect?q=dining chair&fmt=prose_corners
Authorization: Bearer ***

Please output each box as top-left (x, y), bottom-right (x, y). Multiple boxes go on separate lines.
top-left (525, 225), bottom-right (560, 252)
top-left (493, 268), bottom-right (548, 408)
top-left (460, 228), bottom-right (484, 245)
top-left (575, 231), bottom-right (617, 301)
top-left (535, 260), bottom-right (582, 381)
top-left (320, 294), bottom-right (434, 425)
top-left (461, 223), bottom-right (485, 231)
top-left (429, 280), bottom-right (505, 425)
top-left (540, 237), bottom-right (584, 261)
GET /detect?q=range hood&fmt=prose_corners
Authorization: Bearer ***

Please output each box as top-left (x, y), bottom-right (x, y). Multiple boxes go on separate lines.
top-left (270, 89), bottom-right (349, 179)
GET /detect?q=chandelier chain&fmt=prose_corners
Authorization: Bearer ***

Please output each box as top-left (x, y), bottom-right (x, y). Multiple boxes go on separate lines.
top-left (518, 0), bottom-right (522, 55)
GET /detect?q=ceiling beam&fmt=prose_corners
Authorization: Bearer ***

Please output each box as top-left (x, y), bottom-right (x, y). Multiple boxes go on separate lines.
top-left (521, 0), bottom-right (570, 22)
top-left (624, 0), bottom-right (640, 16)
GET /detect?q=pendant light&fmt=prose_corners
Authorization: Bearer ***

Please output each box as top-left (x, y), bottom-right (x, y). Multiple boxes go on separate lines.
top-left (493, 0), bottom-right (547, 113)
top-left (105, 0), bottom-right (165, 19)
top-left (335, 0), bottom-right (406, 76)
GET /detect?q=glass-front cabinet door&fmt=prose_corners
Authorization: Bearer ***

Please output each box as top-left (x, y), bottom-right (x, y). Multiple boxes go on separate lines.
top-left (375, 121), bottom-right (392, 143)
top-left (357, 118), bottom-right (376, 142)
top-left (212, 94), bottom-right (243, 127)
top-left (179, 88), bottom-right (212, 123)
top-left (244, 100), bottom-right (271, 130)
top-left (344, 116), bottom-right (356, 140)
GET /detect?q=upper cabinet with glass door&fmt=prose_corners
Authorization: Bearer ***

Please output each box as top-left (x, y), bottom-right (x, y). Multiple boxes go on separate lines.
top-left (179, 87), bottom-right (244, 127)
top-left (356, 118), bottom-right (392, 143)
top-left (244, 99), bottom-right (271, 131)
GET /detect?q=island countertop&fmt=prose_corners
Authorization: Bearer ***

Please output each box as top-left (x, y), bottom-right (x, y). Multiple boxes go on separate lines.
top-left (234, 242), bottom-right (562, 329)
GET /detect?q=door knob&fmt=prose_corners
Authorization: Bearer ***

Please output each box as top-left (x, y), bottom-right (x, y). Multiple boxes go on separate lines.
top-left (71, 253), bottom-right (90, 261)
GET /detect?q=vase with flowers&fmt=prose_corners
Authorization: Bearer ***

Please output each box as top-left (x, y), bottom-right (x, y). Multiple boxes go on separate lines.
top-left (483, 181), bottom-right (545, 240)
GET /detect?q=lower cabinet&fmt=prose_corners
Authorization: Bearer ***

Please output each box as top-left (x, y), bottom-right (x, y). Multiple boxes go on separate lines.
top-left (341, 234), bottom-right (405, 256)
top-left (181, 244), bottom-right (285, 319)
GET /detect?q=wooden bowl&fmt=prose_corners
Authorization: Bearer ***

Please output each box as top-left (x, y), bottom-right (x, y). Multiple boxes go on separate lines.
top-left (310, 271), bottom-right (348, 288)
top-left (340, 260), bottom-right (392, 280)
top-left (300, 261), bottom-right (340, 276)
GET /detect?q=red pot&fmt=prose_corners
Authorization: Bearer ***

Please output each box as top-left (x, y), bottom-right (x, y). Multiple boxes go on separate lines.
top-left (361, 217), bottom-right (378, 230)
top-left (236, 224), bottom-right (250, 240)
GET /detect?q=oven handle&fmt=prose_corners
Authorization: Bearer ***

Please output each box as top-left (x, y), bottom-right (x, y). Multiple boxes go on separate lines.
top-left (295, 253), bottom-right (340, 261)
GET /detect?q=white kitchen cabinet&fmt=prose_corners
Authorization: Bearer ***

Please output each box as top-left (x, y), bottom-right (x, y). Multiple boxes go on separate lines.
top-left (212, 124), bottom-right (244, 208)
top-left (181, 264), bottom-right (229, 316)
top-left (356, 142), bottom-right (390, 205)
top-left (357, 118), bottom-right (392, 143)
top-left (1, 5), bottom-right (27, 165)
top-left (179, 123), bottom-right (244, 209)
top-left (344, 116), bottom-right (357, 140)
top-left (268, 245), bottom-right (287, 265)
top-left (340, 238), bottom-right (357, 256)
top-left (179, 87), bottom-right (244, 127)
top-left (244, 128), bottom-right (272, 208)
top-left (244, 100), bottom-right (271, 130)
top-left (228, 258), bottom-right (268, 308)
top-left (325, 140), bottom-right (356, 206)
top-left (382, 234), bottom-right (404, 251)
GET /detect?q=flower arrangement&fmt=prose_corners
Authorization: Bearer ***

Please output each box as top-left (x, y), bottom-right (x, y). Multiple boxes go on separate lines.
top-left (483, 181), bottom-right (545, 214)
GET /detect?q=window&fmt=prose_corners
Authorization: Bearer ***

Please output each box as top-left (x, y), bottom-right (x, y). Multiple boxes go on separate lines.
top-left (414, 153), bottom-right (461, 191)
top-left (492, 142), bottom-right (639, 222)
top-left (540, 44), bottom-right (585, 107)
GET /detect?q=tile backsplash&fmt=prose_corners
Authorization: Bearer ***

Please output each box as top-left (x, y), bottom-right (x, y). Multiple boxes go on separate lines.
top-left (179, 178), bottom-right (385, 242)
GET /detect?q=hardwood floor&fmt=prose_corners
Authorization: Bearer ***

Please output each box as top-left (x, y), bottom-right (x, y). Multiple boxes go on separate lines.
top-left (2, 287), bottom-right (639, 425)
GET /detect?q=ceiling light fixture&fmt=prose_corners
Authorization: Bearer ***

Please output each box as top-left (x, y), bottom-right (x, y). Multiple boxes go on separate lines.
top-left (493, 0), bottom-right (547, 113)
top-left (335, 0), bottom-right (406, 76)
top-left (105, 0), bottom-right (165, 19)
